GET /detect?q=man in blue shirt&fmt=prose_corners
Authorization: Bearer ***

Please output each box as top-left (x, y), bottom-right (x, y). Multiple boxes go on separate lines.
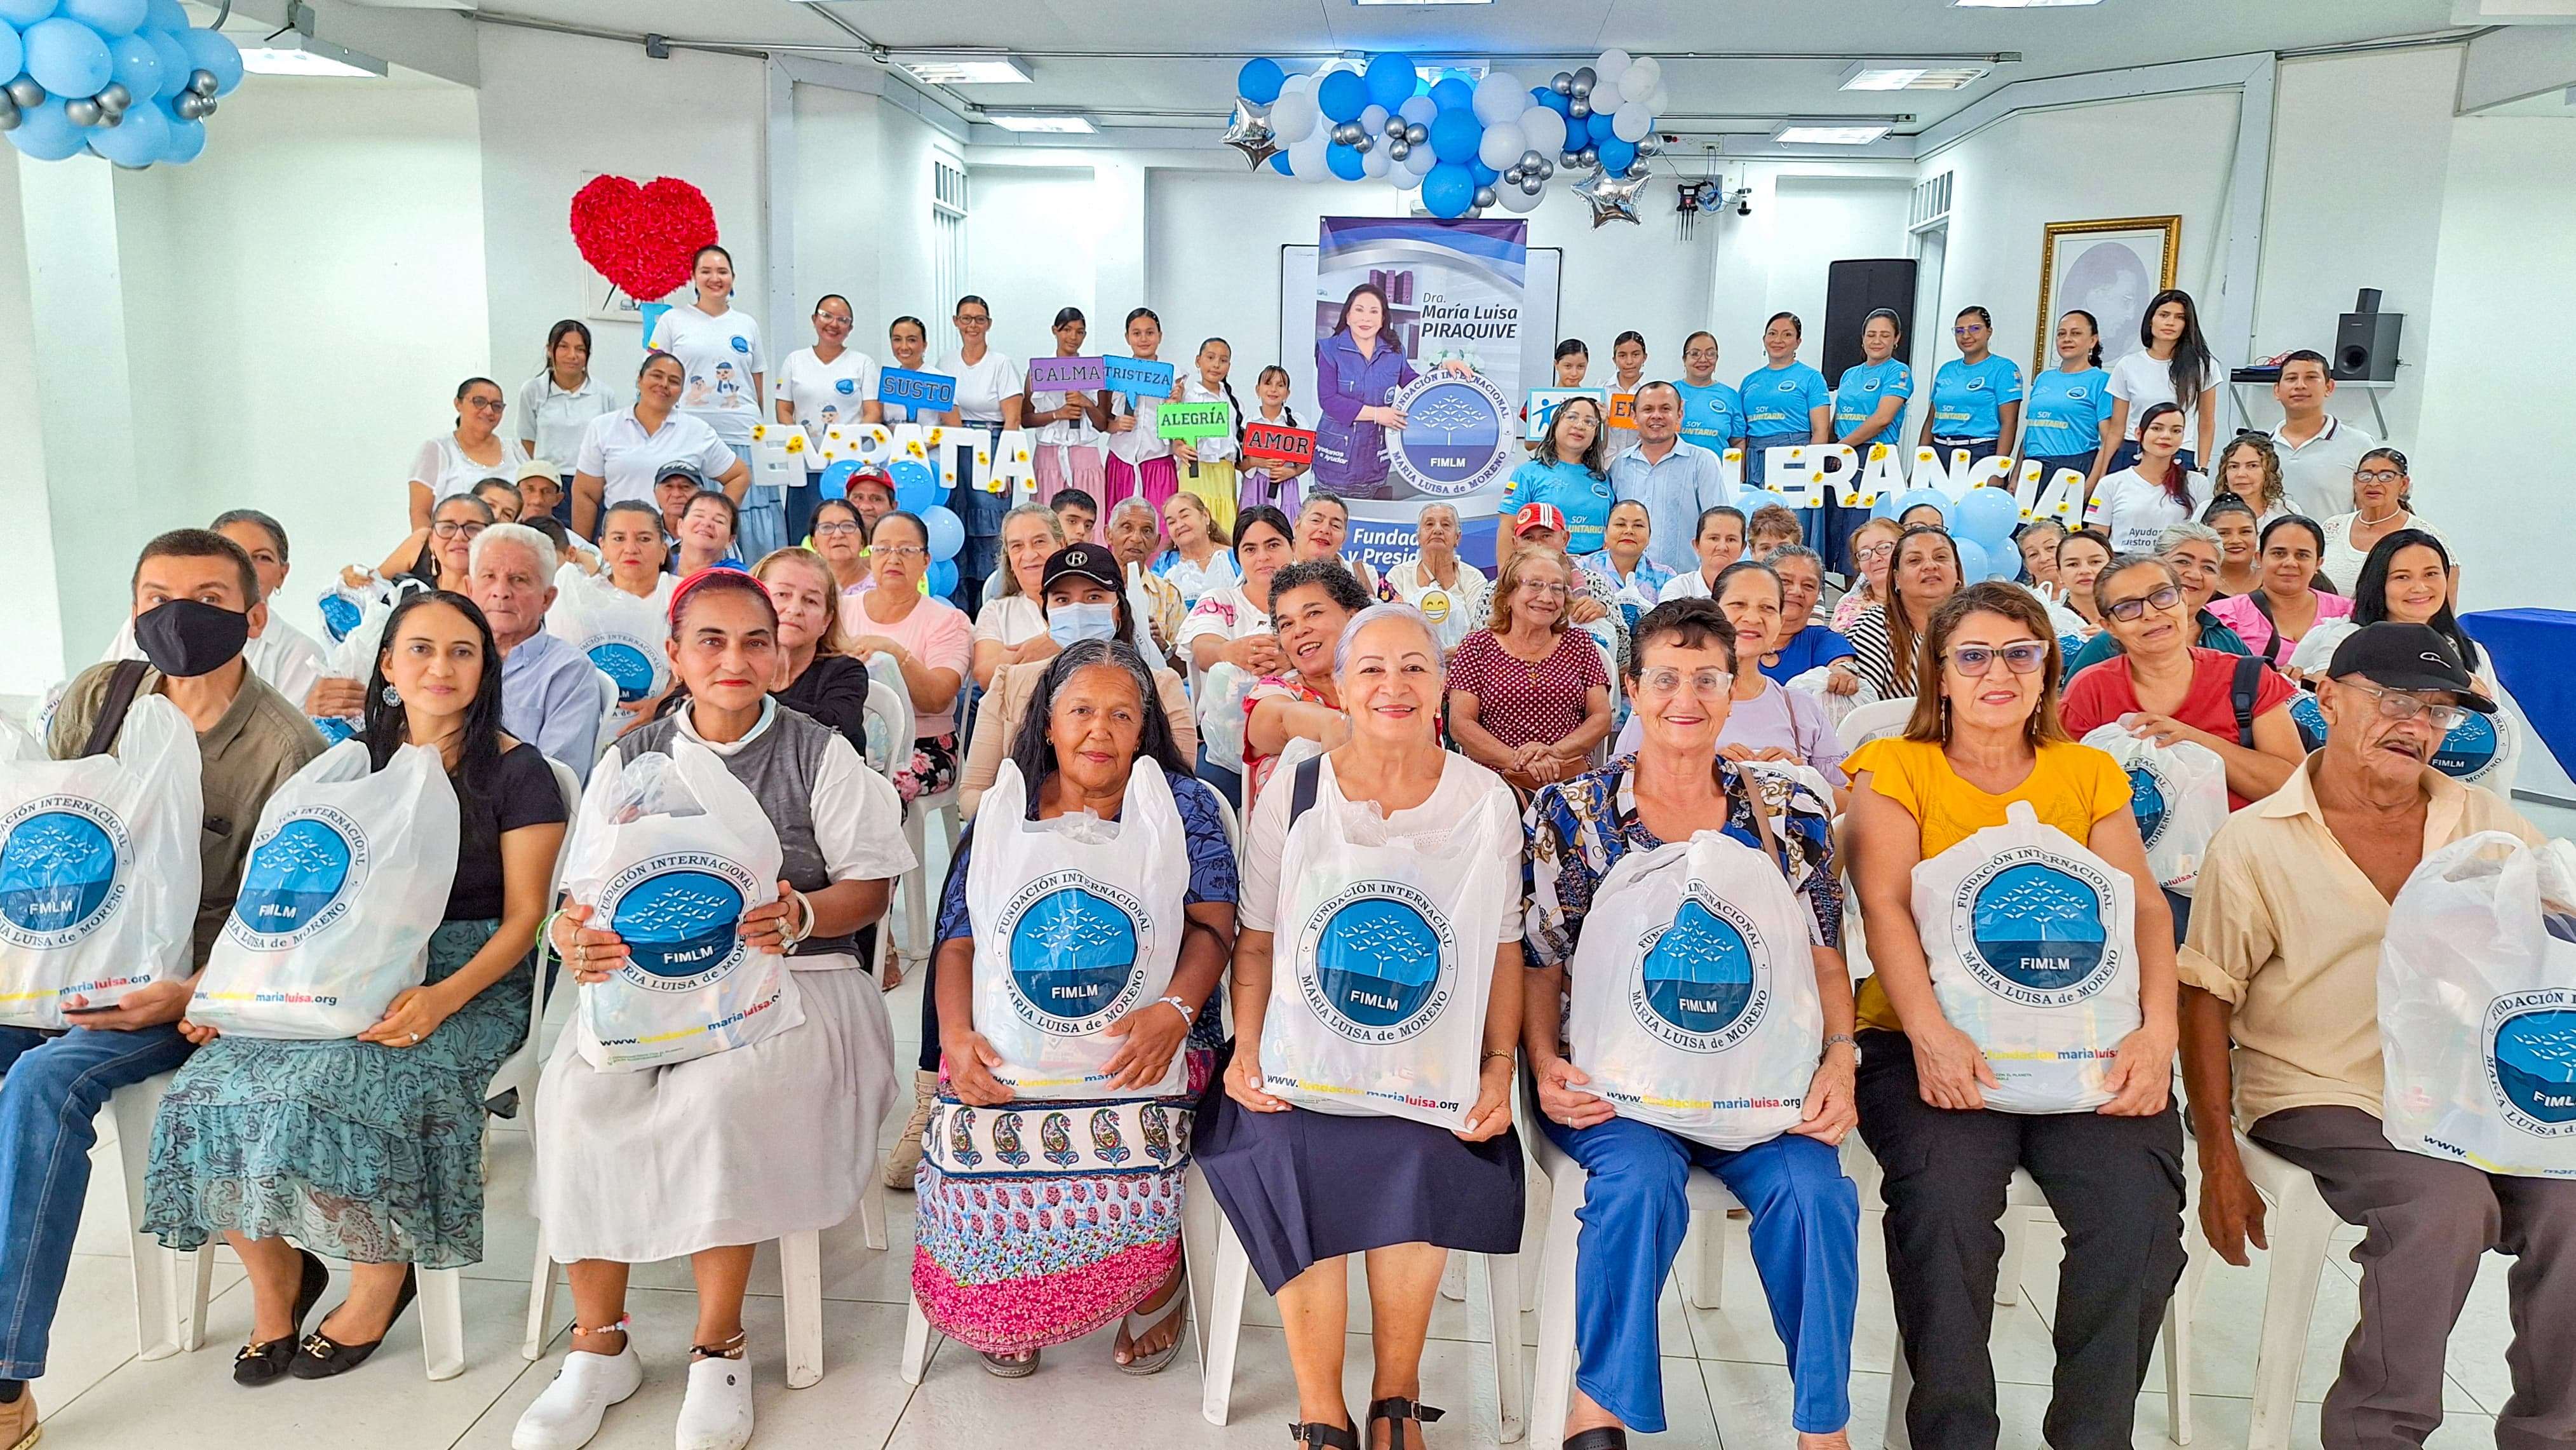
top-left (469, 524), bottom-right (606, 781)
top-left (1608, 382), bottom-right (1729, 576)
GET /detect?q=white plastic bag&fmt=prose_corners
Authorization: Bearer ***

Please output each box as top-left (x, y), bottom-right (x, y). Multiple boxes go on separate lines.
top-left (967, 759), bottom-right (1188, 1099)
top-left (0, 697), bottom-right (203, 1027)
top-left (2080, 723), bottom-right (2229, 893)
top-left (547, 566), bottom-right (671, 720)
top-left (1258, 757), bottom-right (1511, 1130)
top-left (2380, 831), bottom-right (2576, 1178)
top-left (567, 743), bottom-right (804, 1071)
top-left (1915, 801), bottom-right (2141, 1113)
top-left (309, 590), bottom-right (415, 745)
top-left (192, 740), bottom-right (460, 1040)
top-left (315, 574), bottom-right (394, 644)
top-left (1786, 664), bottom-right (1877, 729)
top-left (1566, 830), bottom-right (1824, 1149)
top-left (1196, 661), bottom-right (1255, 774)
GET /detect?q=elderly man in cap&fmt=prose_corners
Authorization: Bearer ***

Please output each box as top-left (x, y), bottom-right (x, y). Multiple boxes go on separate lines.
top-left (2179, 621), bottom-right (2575, 1450)
top-left (1511, 501), bottom-right (1628, 674)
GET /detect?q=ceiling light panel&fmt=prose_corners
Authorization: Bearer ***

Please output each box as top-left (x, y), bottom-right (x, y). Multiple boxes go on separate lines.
top-left (985, 112), bottom-right (1098, 133)
top-left (1773, 122), bottom-right (1894, 145)
top-left (238, 36), bottom-right (388, 77)
top-left (889, 51), bottom-right (1031, 85)
top-left (1952, 0), bottom-right (2102, 7)
top-left (1840, 62), bottom-right (1991, 91)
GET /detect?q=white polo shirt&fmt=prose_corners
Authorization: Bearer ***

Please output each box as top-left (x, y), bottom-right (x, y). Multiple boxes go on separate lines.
top-left (576, 408), bottom-right (738, 508)
top-left (2269, 414), bottom-right (2376, 523)
top-left (775, 346), bottom-right (880, 471)
top-left (515, 371), bottom-right (623, 468)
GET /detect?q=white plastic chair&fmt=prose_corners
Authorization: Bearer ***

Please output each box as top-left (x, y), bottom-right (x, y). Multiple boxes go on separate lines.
top-left (861, 651), bottom-right (959, 963)
top-left (105, 1071), bottom-right (211, 1361)
top-left (1833, 696), bottom-right (1915, 755)
top-left (2232, 1131), bottom-right (2340, 1450)
top-left (588, 667), bottom-right (620, 763)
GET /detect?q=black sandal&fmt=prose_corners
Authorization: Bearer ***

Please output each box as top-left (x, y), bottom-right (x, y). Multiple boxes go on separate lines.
top-left (1565, 1428), bottom-right (1631, 1450)
top-left (288, 1266), bottom-right (417, 1379)
top-left (1288, 1420), bottom-right (1360, 1449)
top-left (1366, 1395), bottom-right (1445, 1450)
top-left (233, 1248), bottom-right (331, 1387)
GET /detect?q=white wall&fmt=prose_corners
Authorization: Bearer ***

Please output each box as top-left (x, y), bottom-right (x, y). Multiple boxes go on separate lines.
top-left (968, 166), bottom-right (1102, 367)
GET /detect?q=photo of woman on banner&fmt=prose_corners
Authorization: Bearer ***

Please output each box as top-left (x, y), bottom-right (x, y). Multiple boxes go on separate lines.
top-left (1311, 283), bottom-right (1473, 503)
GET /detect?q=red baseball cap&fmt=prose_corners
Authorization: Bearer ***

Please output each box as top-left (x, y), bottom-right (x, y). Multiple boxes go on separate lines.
top-left (844, 464), bottom-right (895, 499)
top-left (1514, 502), bottom-right (1568, 538)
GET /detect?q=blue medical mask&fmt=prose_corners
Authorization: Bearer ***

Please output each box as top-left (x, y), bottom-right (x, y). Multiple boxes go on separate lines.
top-left (1047, 602), bottom-right (1119, 647)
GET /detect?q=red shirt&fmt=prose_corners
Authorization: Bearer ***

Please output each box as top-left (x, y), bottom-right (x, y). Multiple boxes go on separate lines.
top-left (1447, 628), bottom-right (1608, 750)
top-left (2061, 646), bottom-right (2293, 810)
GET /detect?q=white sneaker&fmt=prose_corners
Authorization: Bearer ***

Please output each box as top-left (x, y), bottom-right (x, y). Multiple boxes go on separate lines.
top-left (673, 1353), bottom-right (755, 1450)
top-left (512, 1345), bottom-right (644, 1450)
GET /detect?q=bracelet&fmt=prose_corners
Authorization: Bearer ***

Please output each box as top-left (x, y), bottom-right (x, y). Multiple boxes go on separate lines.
top-left (1821, 1033), bottom-right (1856, 1055)
top-left (1156, 994), bottom-right (1195, 1026)
top-left (1481, 1048), bottom-right (1516, 1065)
top-left (781, 889), bottom-right (815, 948)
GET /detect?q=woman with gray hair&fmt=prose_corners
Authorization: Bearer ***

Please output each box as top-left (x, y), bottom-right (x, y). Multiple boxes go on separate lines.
top-left (1199, 602), bottom-right (1527, 1450)
top-left (971, 503), bottom-right (1070, 688)
top-left (2063, 520), bottom-right (2248, 672)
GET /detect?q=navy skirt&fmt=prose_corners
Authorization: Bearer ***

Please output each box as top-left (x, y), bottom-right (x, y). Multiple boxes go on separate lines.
top-left (1194, 1043), bottom-right (1525, 1294)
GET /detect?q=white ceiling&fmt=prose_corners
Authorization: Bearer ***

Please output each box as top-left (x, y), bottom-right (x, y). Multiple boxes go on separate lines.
top-left (458, 0), bottom-right (2472, 133)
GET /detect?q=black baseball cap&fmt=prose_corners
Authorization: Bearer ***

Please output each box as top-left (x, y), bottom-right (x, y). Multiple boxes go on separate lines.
top-left (653, 463), bottom-right (707, 490)
top-left (1041, 543), bottom-right (1123, 593)
top-left (2326, 623), bottom-right (2495, 712)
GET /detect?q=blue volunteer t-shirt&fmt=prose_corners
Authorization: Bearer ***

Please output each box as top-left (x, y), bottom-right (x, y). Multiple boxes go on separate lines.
top-left (1762, 623), bottom-right (1857, 684)
top-left (1832, 359), bottom-right (1913, 445)
top-left (1929, 355), bottom-right (2025, 440)
top-left (1499, 458), bottom-right (1615, 554)
top-left (2019, 365), bottom-right (2116, 459)
top-left (1739, 362), bottom-right (1831, 438)
top-left (1675, 381), bottom-right (1747, 451)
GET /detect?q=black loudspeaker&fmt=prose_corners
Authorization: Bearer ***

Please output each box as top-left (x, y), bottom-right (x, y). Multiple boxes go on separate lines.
top-left (2333, 288), bottom-right (2401, 381)
top-left (1823, 259), bottom-right (1917, 388)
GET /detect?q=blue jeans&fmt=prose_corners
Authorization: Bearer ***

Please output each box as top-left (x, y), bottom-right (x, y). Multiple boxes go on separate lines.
top-left (0, 1022), bottom-right (193, 1378)
top-left (1537, 1109), bottom-right (1859, 1434)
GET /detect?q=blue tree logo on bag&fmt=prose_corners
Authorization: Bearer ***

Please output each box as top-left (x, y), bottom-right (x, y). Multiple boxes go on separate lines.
top-left (1000, 870), bottom-right (1152, 1035)
top-left (227, 810), bottom-right (365, 950)
top-left (1389, 373), bottom-right (1513, 499)
top-left (0, 799), bottom-right (130, 950)
top-left (2486, 990), bottom-right (2576, 1137)
top-left (2289, 692), bottom-right (2329, 751)
top-left (599, 853), bottom-right (757, 990)
top-left (584, 636), bottom-right (659, 705)
top-left (1948, 850), bottom-right (2119, 1007)
top-left (1299, 881), bottom-right (1455, 1043)
top-left (2431, 711), bottom-right (2501, 783)
top-left (2125, 764), bottom-right (2170, 850)
top-left (1631, 890), bottom-right (1771, 1053)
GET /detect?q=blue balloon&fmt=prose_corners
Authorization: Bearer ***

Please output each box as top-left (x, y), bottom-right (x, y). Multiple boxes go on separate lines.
top-left (25, 17), bottom-right (114, 97)
top-left (0, 0), bottom-right (57, 28)
top-left (1470, 159), bottom-right (1497, 187)
top-left (1363, 51), bottom-right (1415, 111)
top-left (1317, 69), bottom-right (1366, 123)
top-left (1588, 110), bottom-right (1619, 146)
top-left (1268, 151), bottom-right (1293, 177)
top-left (177, 23), bottom-right (239, 95)
top-left (1326, 142), bottom-right (1365, 181)
top-left (159, 107), bottom-right (203, 163)
top-left (1427, 76), bottom-right (1473, 112)
top-left (1420, 163), bottom-right (1475, 219)
top-left (889, 459), bottom-right (940, 513)
top-left (920, 505), bottom-right (965, 563)
top-left (1952, 536), bottom-right (1992, 586)
top-left (61, 0), bottom-right (144, 38)
top-left (6, 99), bottom-right (90, 162)
top-left (144, 0), bottom-right (187, 29)
top-left (1955, 484), bottom-right (2021, 547)
top-left (1737, 487), bottom-right (1792, 515)
top-left (1538, 88), bottom-right (1571, 116)
top-left (0, 25), bottom-right (20, 84)
top-left (1595, 137), bottom-right (1636, 173)
top-left (818, 459), bottom-right (860, 497)
top-left (1236, 58), bottom-right (1285, 105)
top-left (926, 559), bottom-right (960, 599)
top-left (86, 96), bottom-right (165, 165)
top-left (1891, 487), bottom-right (1952, 525)
top-left (1427, 105), bottom-right (1481, 165)
top-left (106, 30), bottom-right (162, 97)
top-left (140, 27), bottom-right (189, 98)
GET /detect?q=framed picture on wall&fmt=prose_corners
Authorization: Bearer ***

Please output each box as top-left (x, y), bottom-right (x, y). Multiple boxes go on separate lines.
top-left (2035, 215), bottom-right (2181, 369)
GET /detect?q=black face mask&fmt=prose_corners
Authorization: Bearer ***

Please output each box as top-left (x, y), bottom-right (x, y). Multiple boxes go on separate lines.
top-left (133, 599), bottom-right (250, 679)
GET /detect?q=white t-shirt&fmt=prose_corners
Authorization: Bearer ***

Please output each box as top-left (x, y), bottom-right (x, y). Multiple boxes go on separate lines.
top-left (410, 433), bottom-right (530, 504)
top-left (775, 346), bottom-right (880, 471)
top-left (940, 350), bottom-right (1024, 425)
top-left (647, 304), bottom-right (765, 447)
top-left (102, 613), bottom-right (328, 708)
top-left (2084, 466), bottom-right (2213, 555)
top-left (1177, 583), bottom-right (1272, 650)
top-left (972, 593), bottom-right (1046, 648)
top-left (1160, 548), bottom-right (1239, 606)
top-left (515, 372), bottom-right (623, 469)
top-left (1382, 557), bottom-right (1490, 651)
top-left (1181, 377), bottom-right (1242, 464)
top-left (2321, 511), bottom-right (2449, 601)
top-left (2107, 349), bottom-right (2223, 445)
top-left (1106, 375), bottom-right (1174, 464)
top-left (1237, 752), bottom-right (1522, 935)
top-left (2270, 416), bottom-right (2377, 523)
top-left (576, 408), bottom-right (739, 508)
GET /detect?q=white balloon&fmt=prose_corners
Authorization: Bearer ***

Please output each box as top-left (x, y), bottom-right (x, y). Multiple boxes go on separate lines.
top-left (1649, 84), bottom-right (1669, 115)
top-left (1272, 88), bottom-right (1316, 140)
top-left (1281, 72), bottom-right (1312, 94)
top-left (1471, 71), bottom-right (1527, 126)
top-left (1361, 143), bottom-right (1392, 178)
top-left (1619, 55), bottom-right (1661, 103)
top-left (1359, 102), bottom-right (1389, 136)
top-left (1390, 157), bottom-right (1425, 189)
top-left (1594, 48), bottom-right (1631, 92)
top-left (1288, 134), bottom-right (1329, 180)
top-left (1612, 104), bottom-right (1652, 143)
top-left (1498, 178), bottom-right (1544, 213)
top-left (1398, 93), bottom-right (1438, 126)
top-left (1519, 105), bottom-right (1567, 156)
top-left (1403, 143), bottom-right (1436, 175)
top-left (1478, 123), bottom-right (1524, 172)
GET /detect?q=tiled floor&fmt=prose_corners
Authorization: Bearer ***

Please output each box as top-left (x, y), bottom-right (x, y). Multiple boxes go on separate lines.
top-left (24, 809), bottom-right (2565, 1449)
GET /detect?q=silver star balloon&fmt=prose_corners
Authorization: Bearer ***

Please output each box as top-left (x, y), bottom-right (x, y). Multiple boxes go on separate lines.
top-left (1573, 165), bottom-right (1648, 228)
top-left (1222, 98), bottom-right (1281, 170)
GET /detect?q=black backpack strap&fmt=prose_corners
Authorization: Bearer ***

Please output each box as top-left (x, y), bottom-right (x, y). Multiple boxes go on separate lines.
top-left (79, 660), bottom-right (154, 759)
top-left (2230, 654), bottom-right (2266, 749)
top-left (1288, 754), bottom-right (1324, 834)
top-left (2247, 588), bottom-right (2289, 665)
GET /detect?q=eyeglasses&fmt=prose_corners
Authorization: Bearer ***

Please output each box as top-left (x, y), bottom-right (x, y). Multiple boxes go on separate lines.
top-left (1856, 543), bottom-right (1896, 563)
top-left (956, 314), bottom-right (991, 325)
top-left (1521, 581), bottom-right (1571, 597)
top-left (1947, 642), bottom-right (2049, 675)
top-left (2341, 679), bottom-right (2471, 733)
top-left (2353, 468), bottom-right (2405, 485)
top-left (1636, 667), bottom-right (1733, 698)
top-left (875, 544), bottom-right (928, 560)
top-left (2105, 585), bottom-right (2183, 622)
top-left (464, 398), bottom-right (504, 414)
top-left (430, 520), bottom-right (488, 539)
top-left (814, 521), bottom-right (863, 536)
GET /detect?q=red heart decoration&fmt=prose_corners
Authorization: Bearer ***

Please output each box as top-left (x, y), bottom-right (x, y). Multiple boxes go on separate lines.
top-left (569, 175), bottom-right (720, 302)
